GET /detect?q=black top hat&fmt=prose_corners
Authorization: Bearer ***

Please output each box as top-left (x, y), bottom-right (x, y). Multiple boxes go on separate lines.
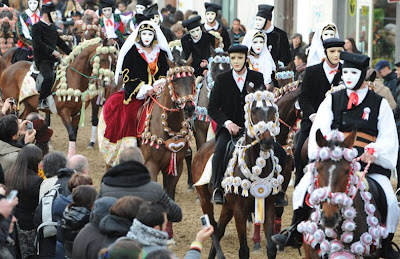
top-left (340, 52), bottom-right (370, 70)
top-left (205, 3), bottom-right (221, 13)
top-left (137, 0), bottom-right (152, 7)
top-left (182, 15), bottom-right (201, 31)
top-left (144, 3), bottom-right (158, 17)
top-left (135, 13), bottom-right (152, 25)
top-left (256, 4), bottom-right (274, 20)
top-left (41, 2), bottom-right (56, 13)
top-left (227, 44), bottom-right (248, 54)
top-left (99, 0), bottom-right (115, 9)
top-left (322, 38), bottom-right (344, 49)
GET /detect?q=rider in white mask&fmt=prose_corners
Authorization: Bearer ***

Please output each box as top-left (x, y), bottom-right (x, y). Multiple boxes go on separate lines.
top-left (135, 0), bottom-right (151, 15)
top-left (307, 23), bottom-right (339, 67)
top-left (203, 2), bottom-right (230, 51)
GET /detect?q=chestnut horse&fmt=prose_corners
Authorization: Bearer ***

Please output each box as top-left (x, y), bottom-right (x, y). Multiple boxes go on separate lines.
top-left (193, 90), bottom-right (285, 259)
top-left (300, 130), bottom-right (387, 258)
top-left (0, 38), bottom-right (117, 156)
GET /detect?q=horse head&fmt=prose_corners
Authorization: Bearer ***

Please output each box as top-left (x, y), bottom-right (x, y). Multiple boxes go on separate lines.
top-left (169, 40), bottom-right (186, 66)
top-left (90, 39), bottom-right (118, 89)
top-left (165, 65), bottom-right (196, 118)
top-left (208, 48), bottom-right (230, 81)
top-left (275, 67), bottom-right (294, 88)
top-left (315, 129), bottom-right (357, 228)
top-left (245, 90), bottom-right (280, 151)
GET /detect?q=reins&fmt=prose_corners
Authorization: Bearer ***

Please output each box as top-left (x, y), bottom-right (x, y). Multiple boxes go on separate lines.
top-left (149, 94), bottom-right (180, 112)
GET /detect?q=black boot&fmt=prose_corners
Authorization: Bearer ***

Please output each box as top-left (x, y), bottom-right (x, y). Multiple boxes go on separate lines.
top-left (381, 233), bottom-right (400, 258)
top-left (275, 191), bottom-right (288, 207)
top-left (271, 206), bottom-right (310, 250)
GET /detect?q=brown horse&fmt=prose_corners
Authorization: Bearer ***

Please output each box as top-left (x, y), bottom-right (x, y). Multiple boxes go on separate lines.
top-left (0, 38), bottom-right (117, 155)
top-left (301, 130), bottom-right (387, 258)
top-left (193, 90), bottom-right (284, 259)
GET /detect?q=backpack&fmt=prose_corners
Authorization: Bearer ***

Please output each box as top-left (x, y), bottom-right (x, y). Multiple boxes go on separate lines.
top-left (34, 184), bottom-right (61, 252)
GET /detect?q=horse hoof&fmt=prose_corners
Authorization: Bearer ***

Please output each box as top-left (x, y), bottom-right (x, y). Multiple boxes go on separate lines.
top-left (253, 242), bottom-right (262, 253)
top-left (187, 185), bottom-right (194, 193)
top-left (167, 238), bottom-right (176, 247)
top-left (87, 142), bottom-right (95, 149)
top-left (195, 197), bottom-right (200, 204)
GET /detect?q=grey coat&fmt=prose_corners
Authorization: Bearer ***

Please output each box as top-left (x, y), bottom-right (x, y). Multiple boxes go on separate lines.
top-left (0, 140), bottom-right (20, 172)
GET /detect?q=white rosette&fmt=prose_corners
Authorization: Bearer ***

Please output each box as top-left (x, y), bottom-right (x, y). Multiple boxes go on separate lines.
top-left (250, 180), bottom-right (272, 224)
top-left (233, 177), bottom-right (241, 194)
top-left (241, 179), bottom-right (251, 197)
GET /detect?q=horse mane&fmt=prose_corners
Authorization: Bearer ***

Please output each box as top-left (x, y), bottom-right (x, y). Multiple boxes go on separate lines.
top-left (273, 80), bottom-right (300, 101)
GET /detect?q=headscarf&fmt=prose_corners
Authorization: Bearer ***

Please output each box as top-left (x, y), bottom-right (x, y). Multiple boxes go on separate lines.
top-left (307, 22), bottom-right (339, 67)
top-left (242, 30), bottom-right (276, 84)
top-left (115, 20), bottom-right (173, 84)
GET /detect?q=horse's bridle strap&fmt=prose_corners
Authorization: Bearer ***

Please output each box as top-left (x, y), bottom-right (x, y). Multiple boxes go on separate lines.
top-left (343, 132), bottom-right (376, 148)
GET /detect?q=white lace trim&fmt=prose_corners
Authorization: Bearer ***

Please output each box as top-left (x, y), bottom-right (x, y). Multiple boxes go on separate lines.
top-left (135, 42), bottom-right (160, 63)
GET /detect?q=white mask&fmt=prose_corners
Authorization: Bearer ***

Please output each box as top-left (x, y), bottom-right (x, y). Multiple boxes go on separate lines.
top-left (140, 30), bottom-right (155, 47)
top-left (151, 14), bottom-right (160, 25)
top-left (251, 37), bottom-right (264, 54)
top-left (102, 7), bottom-right (113, 19)
top-left (205, 11), bottom-right (216, 24)
top-left (322, 29), bottom-right (335, 41)
top-left (136, 5), bottom-right (145, 14)
top-left (50, 11), bottom-right (58, 23)
top-left (342, 68), bottom-right (362, 90)
top-left (189, 27), bottom-right (202, 41)
top-left (28, 0), bottom-right (39, 12)
top-left (255, 16), bottom-right (266, 30)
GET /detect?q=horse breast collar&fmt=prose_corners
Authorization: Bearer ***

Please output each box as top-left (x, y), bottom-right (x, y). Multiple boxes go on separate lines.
top-left (222, 91), bottom-right (283, 224)
top-left (298, 131), bottom-right (388, 258)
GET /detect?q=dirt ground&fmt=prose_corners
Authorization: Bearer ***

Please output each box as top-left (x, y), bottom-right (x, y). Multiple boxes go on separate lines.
top-left (49, 107), bottom-right (400, 259)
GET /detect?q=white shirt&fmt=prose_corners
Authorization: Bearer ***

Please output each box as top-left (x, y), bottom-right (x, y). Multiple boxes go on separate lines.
top-left (323, 61), bottom-right (339, 84)
top-left (204, 21), bottom-right (219, 31)
top-left (308, 86), bottom-right (398, 169)
top-left (224, 69), bottom-right (248, 128)
top-left (104, 14), bottom-right (117, 39)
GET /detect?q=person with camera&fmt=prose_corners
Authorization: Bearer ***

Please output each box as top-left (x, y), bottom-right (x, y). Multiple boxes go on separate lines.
top-left (0, 98), bottom-right (17, 118)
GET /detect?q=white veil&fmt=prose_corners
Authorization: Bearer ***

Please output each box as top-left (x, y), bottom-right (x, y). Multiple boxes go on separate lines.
top-left (307, 22), bottom-right (339, 67)
top-left (242, 30), bottom-right (276, 84)
top-left (115, 20), bottom-right (173, 84)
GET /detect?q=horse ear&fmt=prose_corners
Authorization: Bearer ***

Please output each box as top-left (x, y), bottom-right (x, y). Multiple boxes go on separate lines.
top-left (316, 129), bottom-right (327, 148)
top-left (186, 54), bottom-right (193, 67)
top-left (210, 46), bottom-right (216, 57)
top-left (167, 58), bottom-right (176, 68)
top-left (342, 130), bottom-right (357, 148)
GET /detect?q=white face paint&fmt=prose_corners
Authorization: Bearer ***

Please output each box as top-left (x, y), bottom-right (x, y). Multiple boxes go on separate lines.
top-left (189, 26), bottom-right (202, 41)
top-left (102, 7), bottom-right (113, 19)
top-left (322, 29), bottom-right (335, 41)
top-left (342, 68), bottom-right (362, 90)
top-left (255, 16), bottom-right (266, 30)
top-left (205, 11), bottom-right (216, 24)
top-left (28, 0), bottom-right (39, 12)
top-left (140, 30), bottom-right (155, 47)
top-left (251, 37), bottom-right (264, 54)
top-left (136, 4), bottom-right (146, 14)
top-left (50, 11), bottom-right (58, 23)
top-left (151, 14), bottom-right (160, 25)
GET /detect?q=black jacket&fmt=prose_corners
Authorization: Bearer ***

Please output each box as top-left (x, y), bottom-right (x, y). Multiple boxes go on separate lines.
top-left (208, 69), bottom-right (264, 133)
top-left (266, 26), bottom-right (291, 66)
top-left (72, 216), bottom-right (106, 259)
top-left (181, 32), bottom-right (215, 77)
top-left (298, 62), bottom-right (342, 132)
top-left (201, 23), bottom-right (231, 51)
top-left (98, 161), bottom-right (182, 222)
top-left (99, 214), bottom-right (132, 247)
top-left (32, 20), bottom-right (71, 64)
top-left (161, 26), bottom-right (174, 42)
top-left (55, 168), bottom-right (74, 196)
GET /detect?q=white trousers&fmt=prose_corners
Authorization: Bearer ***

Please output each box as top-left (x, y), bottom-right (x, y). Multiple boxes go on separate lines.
top-left (293, 169), bottom-right (399, 233)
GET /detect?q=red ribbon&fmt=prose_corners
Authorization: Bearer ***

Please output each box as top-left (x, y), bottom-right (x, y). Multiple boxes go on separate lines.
top-left (32, 13), bottom-right (40, 24)
top-left (329, 69), bottom-right (340, 74)
top-left (106, 19), bottom-right (113, 26)
top-left (347, 92), bottom-right (359, 109)
top-left (237, 77), bottom-right (244, 83)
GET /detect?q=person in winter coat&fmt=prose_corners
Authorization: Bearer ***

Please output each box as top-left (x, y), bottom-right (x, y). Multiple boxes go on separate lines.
top-left (5, 145), bottom-right (43, 258)
top-left (39, 151), bottom-right (68, 200)
top-left (59, 185), bottom-right (97, 258)
top-left (97, 147), bottom-right (182, 223)
top-left (72, 197), bottom-right (117, 259)
top-left (0, 115), bottom-right (36, 172)
top-left (99, 196), bottom-right (143, 247)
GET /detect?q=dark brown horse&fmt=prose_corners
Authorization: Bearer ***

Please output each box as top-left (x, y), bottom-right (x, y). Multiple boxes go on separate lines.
top-left (193, 90), bottom-right (283, 259)
top-left (301, 130), bottom-right (385, 258)
top-left (0, 38), bottom-right (117, 156)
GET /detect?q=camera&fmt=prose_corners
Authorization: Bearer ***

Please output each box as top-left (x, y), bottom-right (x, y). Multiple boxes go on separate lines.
top-left (26, 122), bottom-right (33, 132)
top-left (9, 97), bottom-right (15, 106)
top-left (200, 214), bottom-right (210, 228)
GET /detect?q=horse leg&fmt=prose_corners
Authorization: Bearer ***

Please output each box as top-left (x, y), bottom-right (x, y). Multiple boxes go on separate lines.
top-left (58, 109), bottom-right (77, 158)
top-left (185, 146), bottom-right (193, 190)
top-left (209, 205), bottom-right (233, 259)
top-left (88, 99), bottom-right (99, 148)
top-left (233, 202), bottom-right (250, 259)
top-left (264, 196), bottom-right (277, 259)
top-left (45, 113), bottom-right (51, 127)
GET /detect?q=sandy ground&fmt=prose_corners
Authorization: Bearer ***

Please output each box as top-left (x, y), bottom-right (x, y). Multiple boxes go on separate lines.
top-left (49, 106), bottom-right (400, 259)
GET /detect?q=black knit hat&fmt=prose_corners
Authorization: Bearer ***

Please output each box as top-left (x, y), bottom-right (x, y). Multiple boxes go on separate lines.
top-left (323, 38), bottom-right (344, 49)
top-left (182, 15), bottom-right (201, 31)
top-left (256, 4), bottom-right (274, 21)
top-left (205, 3), bottom-right (221, 13)
top-left (228, 44), bottom-right (248, 54)
top-left (137, 0), bottom-right (152, 7)
top-left (41, 2), bottom-right (55, 14)
top-left (144, 3), bottom-right (158, 18)
top-left (341, 52), bottom-right (370, 70)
